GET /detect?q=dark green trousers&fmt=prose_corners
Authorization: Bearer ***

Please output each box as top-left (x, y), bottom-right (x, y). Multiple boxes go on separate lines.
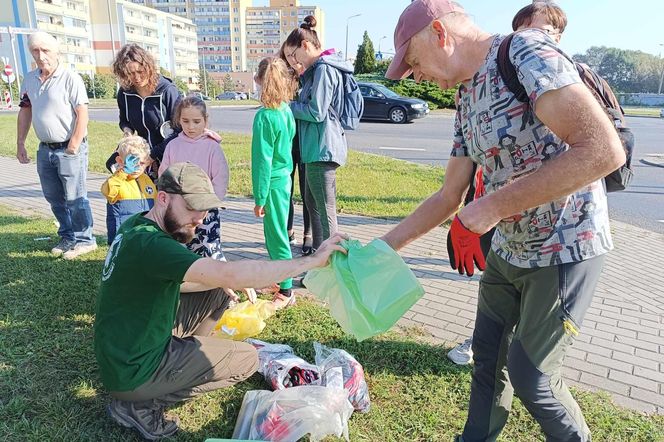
top-left (461, 251), bottom-right (606, 442)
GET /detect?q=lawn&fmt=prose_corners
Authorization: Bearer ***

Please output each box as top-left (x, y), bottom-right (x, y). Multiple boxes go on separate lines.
top-left (623, 107), bottom-right (662, 118)
top-left (1, 207), bottom-right (663, 441)
top-left (0, 115), bottom-right (443, 219)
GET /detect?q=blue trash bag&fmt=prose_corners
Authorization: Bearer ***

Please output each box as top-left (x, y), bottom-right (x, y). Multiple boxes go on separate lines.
top-left (304, 238), bottom-right (424, 341)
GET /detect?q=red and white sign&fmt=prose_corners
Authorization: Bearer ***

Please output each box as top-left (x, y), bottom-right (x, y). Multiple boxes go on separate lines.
top-left (4, 65), bottom-right (12, 77)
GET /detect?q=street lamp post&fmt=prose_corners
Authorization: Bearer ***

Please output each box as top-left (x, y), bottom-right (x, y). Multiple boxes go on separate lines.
top-left (378, 36), bottom-right (387, 54)
top-left (344, 14), bottom-right (362, 61)
top-left (378, 35), bottom-right (387, 60)
top-left (658, 44), bottom-right (664, 95)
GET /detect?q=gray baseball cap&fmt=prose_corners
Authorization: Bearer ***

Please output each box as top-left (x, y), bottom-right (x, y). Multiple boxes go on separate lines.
top-left (157, 162), bottom-right (223, 211)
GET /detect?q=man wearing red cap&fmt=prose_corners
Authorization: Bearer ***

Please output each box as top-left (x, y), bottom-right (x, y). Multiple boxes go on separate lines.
top-left (381, 1), bottom-right (625, 441)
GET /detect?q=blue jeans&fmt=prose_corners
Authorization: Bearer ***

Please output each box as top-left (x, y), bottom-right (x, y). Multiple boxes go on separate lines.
top-left (36, 141), bottom-right (95, 245)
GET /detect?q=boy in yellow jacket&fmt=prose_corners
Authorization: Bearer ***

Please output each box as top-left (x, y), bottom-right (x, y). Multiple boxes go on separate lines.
top-left (101, 136), bottom-right (156, 244)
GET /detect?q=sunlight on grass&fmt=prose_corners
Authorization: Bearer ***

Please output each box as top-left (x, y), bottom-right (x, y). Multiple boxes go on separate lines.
top-left (71, 380), bottom-right (98, 400)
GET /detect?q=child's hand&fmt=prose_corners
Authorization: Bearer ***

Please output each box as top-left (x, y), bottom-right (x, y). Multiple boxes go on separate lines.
top-left (123, 154), bottom-right (140, 174)
top-left (254, 205), bottom-right (265, 218)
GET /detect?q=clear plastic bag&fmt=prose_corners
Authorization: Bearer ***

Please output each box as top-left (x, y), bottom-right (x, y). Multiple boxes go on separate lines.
top-left (214, 300), bottom-right (276, 341)
top-left (314, 342), bottom-right (371, 412)
top-left (247, 339), bottom-right (321, 390)
top-left (304, 238), bottom-right (425, 341)
top-left (232, 386), bottom-right (354, 442)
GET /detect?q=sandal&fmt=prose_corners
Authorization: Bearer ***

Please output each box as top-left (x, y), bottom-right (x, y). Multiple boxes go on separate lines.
top-left (288, 231), bottom-right (296, 245)
top-left (301, 235), bottom-right (313, 256)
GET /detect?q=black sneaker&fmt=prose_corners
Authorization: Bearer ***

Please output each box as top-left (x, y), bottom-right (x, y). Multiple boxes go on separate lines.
top-left (107, 399), bottom-right (179, 440)
top-left (51, 238), bottom-right (75, 257)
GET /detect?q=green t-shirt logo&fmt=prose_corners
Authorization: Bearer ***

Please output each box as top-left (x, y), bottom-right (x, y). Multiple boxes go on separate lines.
top-left (102, 234), bottom-right (123, 282)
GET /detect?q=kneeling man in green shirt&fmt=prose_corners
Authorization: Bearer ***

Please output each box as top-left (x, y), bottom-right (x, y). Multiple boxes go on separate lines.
top-left (95, 162), bottom-right (347, 440)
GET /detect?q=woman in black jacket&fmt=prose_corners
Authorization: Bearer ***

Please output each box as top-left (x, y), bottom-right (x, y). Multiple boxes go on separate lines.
top-left (107, 44), bottom-right (181, 170)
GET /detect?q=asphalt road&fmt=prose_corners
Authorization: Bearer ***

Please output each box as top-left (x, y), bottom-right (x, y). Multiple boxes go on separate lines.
top-left (89, 106), bottom-right (664, 233)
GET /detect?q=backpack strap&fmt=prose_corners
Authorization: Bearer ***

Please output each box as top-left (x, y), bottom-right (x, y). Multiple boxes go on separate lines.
top-left (496, 34), bottom-right (529, 103)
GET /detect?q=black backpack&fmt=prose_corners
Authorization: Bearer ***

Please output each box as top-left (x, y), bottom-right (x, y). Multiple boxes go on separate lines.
top-left (496, 33), bottom-right (634, 192)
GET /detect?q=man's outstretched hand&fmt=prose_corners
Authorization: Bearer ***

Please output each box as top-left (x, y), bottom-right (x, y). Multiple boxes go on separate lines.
top-left (309, 233), bottom-right (348, 268)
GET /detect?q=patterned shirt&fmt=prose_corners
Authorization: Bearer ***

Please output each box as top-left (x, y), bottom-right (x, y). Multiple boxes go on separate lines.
top-left (451, 30), bottom-right (613, 268)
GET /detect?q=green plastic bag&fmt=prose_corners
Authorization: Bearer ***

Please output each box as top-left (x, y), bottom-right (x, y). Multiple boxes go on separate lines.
top-left (304, 238), bottom-right (424, 341)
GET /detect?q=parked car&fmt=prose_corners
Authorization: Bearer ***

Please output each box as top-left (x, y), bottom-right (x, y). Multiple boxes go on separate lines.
top-left (216, 91), bottom-right (245, 100)
top-left (188, 91), bottom-right (210, 101)
top-left (358, 82), bottom-right (429, 123)
top-left (660, 108), bottom-right (664, 118)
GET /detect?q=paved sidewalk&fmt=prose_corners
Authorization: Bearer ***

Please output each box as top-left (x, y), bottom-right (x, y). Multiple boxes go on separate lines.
top-left (0, 155), bottom-right (662, 415)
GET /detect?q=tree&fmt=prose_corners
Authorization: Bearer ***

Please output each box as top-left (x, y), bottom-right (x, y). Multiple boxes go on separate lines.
top-left (222, 73), bottom-right (235, 92)
top-left (354, 31), bottom-right (376, 75)
top-left (160, 67), bottom-right (189, 94)
top-left (81, 73), bottom-right (116, 99)
top-left (573, 46), bottom-right (663, 93)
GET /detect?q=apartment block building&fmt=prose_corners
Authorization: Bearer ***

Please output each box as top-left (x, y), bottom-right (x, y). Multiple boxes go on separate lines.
top-left (1, 0), bottom-right (198, 87)
top-left (0, 0), bottom-right (96, 78)
top-left (90, 0), bottom-right (199, 86)
top-left (245, 0), bottom-right (324, 73)
top-left (134, 0), bottom-right (324, 75)
top-left (135, 0), bottom-right (251, 73)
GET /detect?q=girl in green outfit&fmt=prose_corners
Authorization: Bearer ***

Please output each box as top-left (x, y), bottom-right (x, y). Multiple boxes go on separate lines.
top-left (252, 57), bottom-right (298, 309)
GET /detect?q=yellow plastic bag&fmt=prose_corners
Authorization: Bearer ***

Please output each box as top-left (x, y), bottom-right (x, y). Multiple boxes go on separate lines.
top-left (214, 299), bottom-right (277, 341)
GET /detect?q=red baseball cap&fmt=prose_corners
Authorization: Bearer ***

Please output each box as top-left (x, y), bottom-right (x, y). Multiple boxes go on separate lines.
top-left (386, 0), bottom-right (463, 80)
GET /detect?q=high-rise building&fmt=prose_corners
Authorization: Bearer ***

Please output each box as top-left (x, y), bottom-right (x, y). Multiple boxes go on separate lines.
top-left (134, 0), bottom-right (251, 73)
top-left (0, 0), bottom-right (96, 78)
top-left (1, 0), bottom-right (198, 87)
top-left (134, 0), bottom-right (324, 75)
top-left (90, 0), bottom-right (199, 87)
top-left (245, 0), bottom-right (324, 73)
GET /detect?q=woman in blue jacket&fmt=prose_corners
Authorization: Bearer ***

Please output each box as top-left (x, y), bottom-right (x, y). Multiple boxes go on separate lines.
top-left (107, 44), bottom-right (181, 170)
top-left (283, 16), bottom-right (352, 252)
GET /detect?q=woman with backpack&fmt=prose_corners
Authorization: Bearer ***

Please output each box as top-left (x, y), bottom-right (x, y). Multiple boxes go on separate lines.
top-left (282, 15), bottom-right (354, 252)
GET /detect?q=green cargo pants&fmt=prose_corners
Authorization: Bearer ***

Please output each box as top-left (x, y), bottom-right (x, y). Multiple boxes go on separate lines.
top-left (461, 251), bottom-right (606, 442)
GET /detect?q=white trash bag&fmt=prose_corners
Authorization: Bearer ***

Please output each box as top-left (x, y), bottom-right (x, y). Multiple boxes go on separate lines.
top-left (232, 386), bottom-right (354, 441)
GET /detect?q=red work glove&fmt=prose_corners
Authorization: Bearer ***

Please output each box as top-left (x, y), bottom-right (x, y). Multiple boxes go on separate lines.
top-left (449, 215), bottom-right (487, 276)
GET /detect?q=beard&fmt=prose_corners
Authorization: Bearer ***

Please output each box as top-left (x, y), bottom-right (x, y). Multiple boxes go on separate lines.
top-left (163, 205), bottom-right (197, 244)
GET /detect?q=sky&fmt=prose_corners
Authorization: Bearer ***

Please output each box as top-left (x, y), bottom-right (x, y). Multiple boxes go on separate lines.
top-left (256, 0), bottom-right (664, 60)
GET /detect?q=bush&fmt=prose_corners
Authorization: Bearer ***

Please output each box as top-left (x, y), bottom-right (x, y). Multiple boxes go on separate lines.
top-left (356, 73), bottom-right (456, 109)
top-left (81, 73), bottom-right (116, 99)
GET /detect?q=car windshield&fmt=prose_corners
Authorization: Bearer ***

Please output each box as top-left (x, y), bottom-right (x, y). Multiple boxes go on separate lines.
top-left (371, 84), bottom-right (400, 98)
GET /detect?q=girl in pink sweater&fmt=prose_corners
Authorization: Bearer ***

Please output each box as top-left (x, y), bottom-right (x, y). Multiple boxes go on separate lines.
top-left (159, 96), bottom-right (229, 261)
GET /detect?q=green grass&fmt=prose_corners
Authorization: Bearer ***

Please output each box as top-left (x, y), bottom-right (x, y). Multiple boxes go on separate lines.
top-left (0, 115), bottom-right (443, 219)
top-left (623, 107), bottom-right (662, 117)
top-left (1, 207), bottom-right (663, 441)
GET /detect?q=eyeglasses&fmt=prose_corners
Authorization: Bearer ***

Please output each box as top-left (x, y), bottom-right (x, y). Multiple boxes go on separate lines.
top-left (287, 46), bottom-right (299, 59)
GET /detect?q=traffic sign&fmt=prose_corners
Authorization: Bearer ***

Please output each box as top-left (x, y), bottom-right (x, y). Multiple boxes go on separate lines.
top-left (4, 65), bottom-right (12, 77)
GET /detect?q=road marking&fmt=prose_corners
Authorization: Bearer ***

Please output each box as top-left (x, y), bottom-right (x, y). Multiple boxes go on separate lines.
top-left (378, 146), bottom-right (426, 152)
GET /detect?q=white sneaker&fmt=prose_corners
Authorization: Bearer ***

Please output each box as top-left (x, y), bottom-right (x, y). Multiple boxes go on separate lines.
top-left (447, 337), bottom-right (473, 365)
top-left (63, 242), bottom-right (98, 260)
top-left (51, 238), bottom-right (76, 256)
